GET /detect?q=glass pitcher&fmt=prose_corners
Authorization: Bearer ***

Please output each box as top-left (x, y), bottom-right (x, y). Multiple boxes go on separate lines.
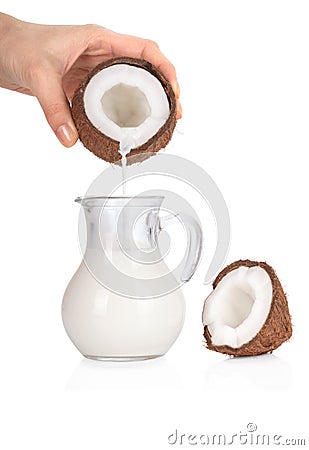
top-left (62, 196), bottom-right (202, 361)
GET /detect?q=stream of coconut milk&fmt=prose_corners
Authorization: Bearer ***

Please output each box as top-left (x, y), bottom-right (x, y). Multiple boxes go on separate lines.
top-left (118, 142), bottom-right (131, 196)
top-left (118, 130), bottom-right (139, 195)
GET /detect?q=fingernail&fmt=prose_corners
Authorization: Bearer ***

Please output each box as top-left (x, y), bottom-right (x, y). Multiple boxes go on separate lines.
top-left (171, 80), bottom-right (180, 99)
top-left (177, 100), bottom-right (182, 119)
top-left (56, 123), bottom-right (77, 147)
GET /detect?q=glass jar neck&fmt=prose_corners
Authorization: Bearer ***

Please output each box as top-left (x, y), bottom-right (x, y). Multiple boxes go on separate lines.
top-left (79, 196), bottom-right (163, 252)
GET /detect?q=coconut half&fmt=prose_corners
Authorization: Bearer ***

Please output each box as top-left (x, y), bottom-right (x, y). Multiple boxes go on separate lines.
top-left (202, 260), bottom-right (292, 356)
top-left (71, 57), bottom-right (177, 163)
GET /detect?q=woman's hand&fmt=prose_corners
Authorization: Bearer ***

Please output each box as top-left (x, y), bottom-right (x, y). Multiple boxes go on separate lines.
top-left (0, 13), bottom-right (181, 147)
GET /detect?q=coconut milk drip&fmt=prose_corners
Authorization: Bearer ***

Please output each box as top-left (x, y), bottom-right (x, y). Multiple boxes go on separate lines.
top-left (118, 130), bottom-right (139, 195)
top-left (117, 113), bottom-right (169, 194)
top-left (118, 142), bottom-right (131, 195)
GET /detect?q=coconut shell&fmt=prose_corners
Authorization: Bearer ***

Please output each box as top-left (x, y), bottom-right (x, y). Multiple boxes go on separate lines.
top-left (203, 260), bottom-right (292, 356)
top-left (71, 57), bottom-right (177, 164)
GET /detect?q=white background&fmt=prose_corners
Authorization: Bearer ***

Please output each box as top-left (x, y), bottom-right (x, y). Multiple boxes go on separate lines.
top-left (0, 1), bottom-right (308, 448)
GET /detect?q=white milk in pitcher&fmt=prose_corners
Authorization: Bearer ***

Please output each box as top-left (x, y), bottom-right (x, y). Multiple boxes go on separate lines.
top-left (62, 254), bottom-right (185, 360)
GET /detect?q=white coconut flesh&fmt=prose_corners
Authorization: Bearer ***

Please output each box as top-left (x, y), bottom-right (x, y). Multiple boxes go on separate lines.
top-left (84, 64), bottom-right (170, 152)
top-left (202, 266), bottom-right (273, 348)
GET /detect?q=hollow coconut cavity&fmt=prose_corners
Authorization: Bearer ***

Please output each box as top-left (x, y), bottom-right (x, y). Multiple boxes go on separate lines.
top-left (71, 57), bottom-right (177, 163)
top-left (202, 260), bottom-right (292, 356)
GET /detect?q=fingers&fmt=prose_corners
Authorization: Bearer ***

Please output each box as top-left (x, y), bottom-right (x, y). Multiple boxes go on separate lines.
top-left (142, 43), bottom-right (182, 119)
top-left (142, 43), bottom-right (178, 89)
top-left (33, 74), bottom-right (78, 147)
top-left (143, 49), bottom-right (182, 119)
top-left (109, 33), bottom-right (182, 118)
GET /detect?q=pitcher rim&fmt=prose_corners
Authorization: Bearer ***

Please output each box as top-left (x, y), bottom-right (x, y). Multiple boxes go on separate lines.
top-left (75, 195), bottom-right (164, 207)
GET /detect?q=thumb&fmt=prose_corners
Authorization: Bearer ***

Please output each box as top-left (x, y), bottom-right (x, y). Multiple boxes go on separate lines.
top-left (34, 75), bottom-right (78, 147)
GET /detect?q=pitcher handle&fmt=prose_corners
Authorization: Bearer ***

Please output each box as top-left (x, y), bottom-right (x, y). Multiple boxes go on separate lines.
top-left (159, 213), bottom-right (203, 282)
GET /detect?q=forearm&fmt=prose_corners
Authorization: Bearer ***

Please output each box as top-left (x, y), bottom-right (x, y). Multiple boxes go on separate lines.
top-left (0, 13), bottom-right (34, 94)
top-left (0, 13), bottom-right (20, 89)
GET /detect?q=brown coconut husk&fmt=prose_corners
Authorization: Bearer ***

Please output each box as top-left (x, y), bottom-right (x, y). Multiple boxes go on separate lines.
top-left (71, 57), bottom-right (177, 164)
top-left (203, 260), bottom-right (292, 356)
